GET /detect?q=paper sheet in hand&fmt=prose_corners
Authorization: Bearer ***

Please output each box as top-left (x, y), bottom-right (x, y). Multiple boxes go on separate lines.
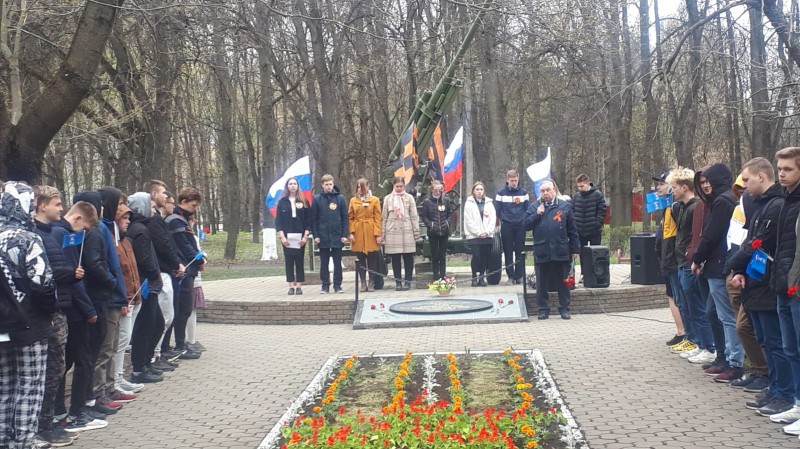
top-left (287, 233), bottom-right (303, 249)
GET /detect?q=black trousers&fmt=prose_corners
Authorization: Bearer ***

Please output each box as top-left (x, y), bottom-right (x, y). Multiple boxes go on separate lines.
top-left (169, 276), bottom-right (195, 351)
top-left (535, 262), bottom-right (572, 314)
top-left (471, 243), bottom-right (492, 276)
top-left (356, 251), bottom-right (381, 284)
top-left (501, 224), bottom-right (526, 280)
top-left (56, 318), bottom-right (93, 416)
top-left (319, 247), bottom-right (343, 289)
top-left (579, 233), bottom-right (602, 248)
top-left (284, 246), bottom-right (305, 282)
top-left (131, 292), bottom-right (164, 372)
top-left (428, 234), bottom-right (449, 280)
top-left (391, 253), bottom-right (415, 282)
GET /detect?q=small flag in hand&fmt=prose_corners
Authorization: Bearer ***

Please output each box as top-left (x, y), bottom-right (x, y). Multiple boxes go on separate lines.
top-left (62, 232), bottom-right (84, 248)
top-left (194, 252), bottom-right (205, 262)
top-left (140, 279), bottom-right (150, 299)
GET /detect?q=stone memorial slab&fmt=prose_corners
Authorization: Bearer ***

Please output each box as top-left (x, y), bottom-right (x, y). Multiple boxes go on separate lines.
top-left (353, 293), bottom-right (528, 329)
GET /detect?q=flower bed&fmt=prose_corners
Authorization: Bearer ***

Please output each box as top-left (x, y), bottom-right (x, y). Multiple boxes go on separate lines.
top-left (259, 350), bottom-right (586, 449)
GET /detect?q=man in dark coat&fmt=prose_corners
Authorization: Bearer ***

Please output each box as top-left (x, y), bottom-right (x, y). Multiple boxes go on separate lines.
top-left (0, 181), bottom-right (55, 449)
top-left (691, 163), bottom-right (745, 382)
top-left (311, 174), bottom-right (349, 294)
top-left (525, 179), bottom-right (580, 320)
top-left (572, 174), bottom-right (606, 247)
top-left (728, 157), bottom-right (793, 416)
top-left (420, 181), bottom-right (452, 280)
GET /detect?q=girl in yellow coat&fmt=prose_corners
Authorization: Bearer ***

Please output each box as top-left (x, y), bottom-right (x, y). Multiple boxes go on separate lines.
top-left (349, 178), bottom-right (382, 291)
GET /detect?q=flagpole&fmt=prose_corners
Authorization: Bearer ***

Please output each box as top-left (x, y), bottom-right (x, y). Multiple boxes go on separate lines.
top-left (77, 230), bottom-right (86, 267)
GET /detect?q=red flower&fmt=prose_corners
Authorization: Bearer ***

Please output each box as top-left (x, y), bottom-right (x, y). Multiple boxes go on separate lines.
top-left (508, 299), bottom-right (514, 305)
top-left (498, 298), bottom-right (504, 304)
top-left (751, 239), bottom-right (763, 249)
top-left (203, 227), bottom-right (210, 234)
top-left (370, 304), bottom-right (376, 310)
top-left (380, 303), bottom-right (385, 308)
top-left (789, 286), bottom-right (798, 296)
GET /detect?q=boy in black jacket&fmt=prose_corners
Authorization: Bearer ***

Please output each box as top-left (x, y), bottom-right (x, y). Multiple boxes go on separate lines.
top-left (51, 202), bottom-right (109, 432)
top-left (32, 186), bottom-right (88, 445)
top-left (166, 187), bottom-right (206, 360)
top-left (0, 181), bottom-right (56, 449)
top-left (127, 192), bottom-right (168, 381)
top-left (691, 163), bottom-right (745, 382)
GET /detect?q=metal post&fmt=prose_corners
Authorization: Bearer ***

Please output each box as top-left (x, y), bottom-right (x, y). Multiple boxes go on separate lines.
top-left (354, 259), bottom-right (360, 312)
top-left (522, 252), bottom-right (528, 298)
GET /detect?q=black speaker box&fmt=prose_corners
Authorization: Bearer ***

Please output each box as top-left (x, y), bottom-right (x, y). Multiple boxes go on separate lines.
top-left (630, 233), bottom-right (665, 285)
top-left (581, 245), bottom-right (610, 288)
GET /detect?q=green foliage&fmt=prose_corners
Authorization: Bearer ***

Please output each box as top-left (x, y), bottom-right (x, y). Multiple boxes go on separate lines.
top-left (202, 231), bottom-right (271, 262)
top-left (603, 224), bottom-right (643, 256)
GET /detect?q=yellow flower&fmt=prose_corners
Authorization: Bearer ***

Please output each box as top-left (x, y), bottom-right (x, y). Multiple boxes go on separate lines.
top-left (503, 348), bottom-right (512, 355)
top-left (527, 441), bottom-right (538, 448)
top-left (312, 406), bottom-right (322, 412)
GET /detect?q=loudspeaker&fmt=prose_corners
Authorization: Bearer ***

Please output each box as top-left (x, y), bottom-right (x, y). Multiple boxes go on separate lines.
top-left (630, 233), bottom-right (665, 285)
top-left (581, 245), bottom-right (610, 288)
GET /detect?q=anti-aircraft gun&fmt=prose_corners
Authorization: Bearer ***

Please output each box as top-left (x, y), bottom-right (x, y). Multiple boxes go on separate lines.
top-left (374, 2), bottom-right (501, 284)
top-left (375, 1), bottom-right (492, 202)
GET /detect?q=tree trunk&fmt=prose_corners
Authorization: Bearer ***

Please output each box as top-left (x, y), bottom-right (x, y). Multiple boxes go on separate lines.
top-left (749, 4), bottom-right (772, 161)
top-left (0, 0), bottom-right (125, 182)
top-left (211, 8), bottom-right (240, 260)
top-left (640, 0), bottom-right (659, 230)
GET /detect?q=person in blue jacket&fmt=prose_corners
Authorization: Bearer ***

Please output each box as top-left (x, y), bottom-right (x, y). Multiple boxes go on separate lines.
top-left (311, 174), bottom-right (349, 294)
top-left (495, 170), bottom-right (529, 284)
top-left (525, 179), bottom-right (580, 320)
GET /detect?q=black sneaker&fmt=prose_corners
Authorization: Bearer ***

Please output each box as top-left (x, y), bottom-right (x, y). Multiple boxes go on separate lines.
top-left (37, 428), bottom-right (74, 447)
top-left (295, 288), bottom-right (303, 295)
top-left (321, 287), bottom-right (329, 294)
top-left (666, 335), bottom-right (684, 346)
top-left (83, 408), bottom-right (106, 421)
top-left (179, 348), bottom-right (201, 360)
top-left (147, 365), bottom-right (164, 376)
top-left (131, 370), bottom-right (163, 384)
top-left (187, 342), bottom-right (205, 353)
top-left (334, 286), bottom-right (344, 293)
top-left (730, 374), bottom-right (756, 389)
top-left (89, 403), bottom-right (118, 415)
top-left (288, 288), bottom-right (295, 295)
top-left (757, 397), bottom-right (794, 416)
top-left (471, 279), bottom-right (478, 287)
top-left (64, 411), bottom-right (107, 432)
top-left (702, 358), bottom-right (726, 371)
top-left (162, 348), bottom-right (186, 362)
top-left (746, 392), bottom-right (776, 410)
top-left (743, 376), bottom-right (770, 393)
top-left (538, 312), bottom-right (549, 320)
top-left (151, 359), bottom-right (177, 371)
top-left (560, 312), bottom-right (571, 320)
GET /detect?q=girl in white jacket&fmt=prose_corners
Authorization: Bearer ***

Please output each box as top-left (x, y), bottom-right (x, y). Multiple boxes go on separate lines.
top-left (463, 182), bottom-right (497, 286)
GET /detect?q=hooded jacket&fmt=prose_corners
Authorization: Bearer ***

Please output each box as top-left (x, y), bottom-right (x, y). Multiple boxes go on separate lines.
top-left (728, 182), bottom-right (783, 310)
top-left (50, 219), bottom-right (96, 322)
top-left (691, 164), bottom-right (738, 279)
top-left (0, 181), bottom-right (55, 347)
top-left (127, 192), bottom-right (162, 295)
top-left (571, 184), bottom-right (606, 237)
top-left (98, 187), bottom-right (130, 308)
top-left (495, 184), bottom-right (529, 226)
top-left (147, 204), bottom-right (182, 274)
top-left (311, 186), bottom-right (349, 249)
top-left (113, 203), bottom-right (141, 303)
top-left (420, 194), bottom-right (451, 237)
top-left (167, 205), bottom-right (203, 277)
top-left (72, 191), bottom-right (116, 305)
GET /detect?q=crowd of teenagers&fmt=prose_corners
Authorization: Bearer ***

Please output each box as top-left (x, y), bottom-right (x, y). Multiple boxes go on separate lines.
top-left (653, 148), bottom-right (800, 441)
top-left (0, 180), bottom-right (209, 449)
top-left (276, 170), bottom-right (597, 320)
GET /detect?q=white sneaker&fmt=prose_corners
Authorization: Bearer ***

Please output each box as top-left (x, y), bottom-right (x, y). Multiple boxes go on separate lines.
top-left (784, 417), bottom-right (800, 435)
top-left (688, 349), bottom-right (716, 364)
top-left (680, 347), bottom-right (701, 359)
top-left (773, 405), bottom-right (800, 424)
top-left (116, 377), bottom-right (145, 394)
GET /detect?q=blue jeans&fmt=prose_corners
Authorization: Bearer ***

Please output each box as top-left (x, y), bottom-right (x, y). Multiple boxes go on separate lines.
top-left (777, 295), bottom-right (800, 403)
top-left (706, 278), bottom-right (744, 367)
top-left (678, 268), bottom-right (713, 350)
top-left (751, 309), bottom-right (794, 401)
top-left (667, 270), bottom-right (692, 341)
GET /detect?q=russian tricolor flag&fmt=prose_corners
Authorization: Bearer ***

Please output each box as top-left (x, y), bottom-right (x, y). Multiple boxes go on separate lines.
top-left (443, 126), bottom-right (464, 192)
top-left (265, 156), bottom-right (313, 217)
top-left (526, 147), bottom-right (551, 199)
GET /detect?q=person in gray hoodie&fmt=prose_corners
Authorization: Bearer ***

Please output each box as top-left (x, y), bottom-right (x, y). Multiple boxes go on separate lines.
top-left (127, 193), bottom-right (168, 383)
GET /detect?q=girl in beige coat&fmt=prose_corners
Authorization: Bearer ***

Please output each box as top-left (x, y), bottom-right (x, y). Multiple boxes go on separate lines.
top-left (382, 177), bottom-right (420, 290)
